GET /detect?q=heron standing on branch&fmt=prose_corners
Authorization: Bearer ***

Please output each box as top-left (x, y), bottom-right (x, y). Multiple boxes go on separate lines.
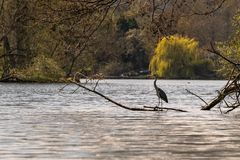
top-left (154, 75), bottom-right (168, 106)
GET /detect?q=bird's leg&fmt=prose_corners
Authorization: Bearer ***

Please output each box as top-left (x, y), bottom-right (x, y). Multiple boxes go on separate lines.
top-left (160, 99), bottom-right (164, 111)
top-left (158, 98), bottom-right (160, 107)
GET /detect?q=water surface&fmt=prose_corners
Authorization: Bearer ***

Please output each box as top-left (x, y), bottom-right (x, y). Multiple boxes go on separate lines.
top-left (0, 80), bottom-right (240, 159)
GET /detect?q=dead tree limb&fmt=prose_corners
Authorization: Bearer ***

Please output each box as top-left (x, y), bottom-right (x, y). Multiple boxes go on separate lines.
top-left (202, 79), bottom-right (240, 110)
top-left (143, 106), bottom-right (188, 112)
top-left (185, 89), bottom-right (208, 105)
top-left (70, 80), bottom-right (188, 112)
top-left (201, 43), bottom-right (240, 112)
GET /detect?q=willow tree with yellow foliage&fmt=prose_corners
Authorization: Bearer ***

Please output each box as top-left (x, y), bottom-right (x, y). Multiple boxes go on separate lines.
top-left (149, 35), bottom-right (214, 79)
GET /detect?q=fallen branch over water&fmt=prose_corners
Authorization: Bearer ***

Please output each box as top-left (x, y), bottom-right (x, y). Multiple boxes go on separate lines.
top-left (186, 43), bottom-right (240, 113)
top-left (201, 74), bottom-right (240, 111)
top-left (186, 73), bottom-right (240, 113)
top-left (202, 43), bottom-right (240, 112)
top-left (70, 79), bottom-right (188, 112)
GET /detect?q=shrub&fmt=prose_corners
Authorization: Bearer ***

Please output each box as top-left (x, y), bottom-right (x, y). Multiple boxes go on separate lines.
top-left (149, 35), bottom-right (212, 79)
top-left (17, 54), bottom-right (64, 82)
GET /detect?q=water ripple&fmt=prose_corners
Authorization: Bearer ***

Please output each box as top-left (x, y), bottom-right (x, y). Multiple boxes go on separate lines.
top-left (0, 80), bottom-right (239, 159)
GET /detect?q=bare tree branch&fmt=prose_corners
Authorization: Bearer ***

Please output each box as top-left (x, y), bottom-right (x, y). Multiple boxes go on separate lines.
top-left (186, 89), bottom-right (208, 105)
top-left (69, 78), bottom-right (188, 112)
top-left (207, 42), bottom-right (240, 71)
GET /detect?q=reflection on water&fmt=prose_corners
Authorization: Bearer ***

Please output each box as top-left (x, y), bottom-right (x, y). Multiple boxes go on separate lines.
top-left (0, 80), bottom-right (240, 159)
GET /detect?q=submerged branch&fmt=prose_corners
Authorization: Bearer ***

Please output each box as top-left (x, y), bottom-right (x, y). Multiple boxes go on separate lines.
top-left (144, 106), bottom-right (188, 112)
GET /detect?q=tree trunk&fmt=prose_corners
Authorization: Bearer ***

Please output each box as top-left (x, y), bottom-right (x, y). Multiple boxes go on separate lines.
top-left (14, 0), bottom-right (31, 68)
top-left (1, 35), bottom-right (15, 79)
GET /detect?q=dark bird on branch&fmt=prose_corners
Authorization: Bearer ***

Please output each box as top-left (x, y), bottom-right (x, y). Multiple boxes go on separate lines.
top-left (154, 75), bottom-right (168, 106)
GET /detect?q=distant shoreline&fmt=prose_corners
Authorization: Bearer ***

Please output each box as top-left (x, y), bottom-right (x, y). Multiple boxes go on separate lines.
top-left (0, 76), bottom-right (226, 83)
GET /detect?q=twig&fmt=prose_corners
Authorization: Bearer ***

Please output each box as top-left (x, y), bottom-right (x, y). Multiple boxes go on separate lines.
top-left (218, 105), bottom-right (223, 114)
top-left (71, 86), bottom-right (81, 94)
top-left (185, 89), bottom-right (208, 105)
top-left (225, 104), bottom-right (240, 114)
top-left (93, 79), bottom-right (100, 91)
top-left (59, 83), bottom-right (71, 92)
top-left (223, 99), bottom-right (230, 108)
top-left (223, 68), bottom-right (235, 89)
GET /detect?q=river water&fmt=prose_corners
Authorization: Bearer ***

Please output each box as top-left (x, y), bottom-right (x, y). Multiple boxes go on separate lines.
top-left (0, 80), bottom-right (240, 159)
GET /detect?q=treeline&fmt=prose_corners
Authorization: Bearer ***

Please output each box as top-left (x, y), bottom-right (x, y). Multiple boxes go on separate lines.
top-left (0, 0), bottom-right (239, 81)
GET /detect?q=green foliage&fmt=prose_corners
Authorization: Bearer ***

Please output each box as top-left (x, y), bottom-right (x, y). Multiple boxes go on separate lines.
top-left (217, 43), bottom-right (240, 77)
top-left (217, 11), bottom-right (240, 77)
top-left (16, 55), bottom-right (65, 82)
top-left (100, 61), bottom-right (133, 76)
top-left (1, 1), bottom-right (237, 81)
top-left (149, 35), bottom-right (213, 79)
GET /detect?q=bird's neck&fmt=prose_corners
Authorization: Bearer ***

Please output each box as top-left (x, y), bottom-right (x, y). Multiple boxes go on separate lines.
top-left (154, 77), bottom-right (157, 87)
